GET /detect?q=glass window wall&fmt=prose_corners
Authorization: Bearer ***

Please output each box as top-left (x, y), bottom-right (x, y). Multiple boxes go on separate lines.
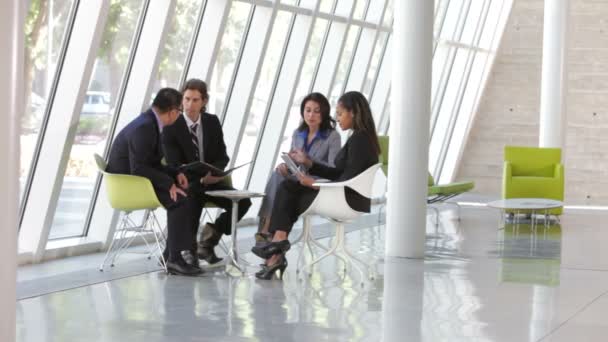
top-left (22, 0), bottom-right (75, 203)
top-left (48, 0), bottom-right (145, 240)
top-left (15, 0), bottom-right (514, 259)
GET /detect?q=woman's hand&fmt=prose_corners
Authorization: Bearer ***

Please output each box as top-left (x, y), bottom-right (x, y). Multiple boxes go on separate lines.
top-left (276, 163), bottom-right (289, 177)
top-left (289, 149), bottom-right (312, 168)
top-left (297, 173), bottom-right (318, 189)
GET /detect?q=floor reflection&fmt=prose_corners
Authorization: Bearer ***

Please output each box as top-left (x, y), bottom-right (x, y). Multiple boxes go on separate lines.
top-left (18, 206), bottom-right (608, 342)
top-left (499, 223), bottom-right (562, 286)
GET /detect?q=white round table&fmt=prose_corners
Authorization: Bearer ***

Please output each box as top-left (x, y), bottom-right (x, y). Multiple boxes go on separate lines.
top-left (487, 198), bottom-right (563, 230)
top-left (205, 190), bottom-right (264, 275)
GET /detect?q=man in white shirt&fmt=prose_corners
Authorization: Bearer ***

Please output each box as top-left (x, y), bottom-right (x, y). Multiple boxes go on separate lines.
top-left (162, 79), bottom-right (251, 265)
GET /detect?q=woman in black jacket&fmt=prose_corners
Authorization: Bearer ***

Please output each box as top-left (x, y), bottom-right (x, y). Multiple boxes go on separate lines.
top-left (253, 91), bottom-right (381, 280)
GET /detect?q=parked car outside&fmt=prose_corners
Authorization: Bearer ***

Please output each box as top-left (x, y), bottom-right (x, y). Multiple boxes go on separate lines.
top-left (81, 91), bottom-right (111, 116)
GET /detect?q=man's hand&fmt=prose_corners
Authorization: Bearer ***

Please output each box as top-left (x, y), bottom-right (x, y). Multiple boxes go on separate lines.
top-left (169, 183), bottom-right (187, 202)
top-left (176, 173), bottom-right (189, 189)
top-left (289, 149), bottom-right (312, 168)
top-left (277, 163), bottom-right (289, 177)
top-left (200, 171), bottom-right (224, 185)
top-left (297, 173), bottom-right (318, 189)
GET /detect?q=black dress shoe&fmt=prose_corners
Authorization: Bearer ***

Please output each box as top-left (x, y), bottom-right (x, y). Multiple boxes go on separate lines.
top-left (181, 250), bottom-right (201, 269)
top-left (251, 240), bottom-right (291, 259)
top-left (197, 246), bottom-right (223, 265)
top-left (166, 258), bottom-right (203, 276)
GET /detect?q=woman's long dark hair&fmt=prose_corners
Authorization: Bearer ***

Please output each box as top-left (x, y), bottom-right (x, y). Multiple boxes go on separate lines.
top-left (297, 92), bottom-right (336, 132)
top-left (338, 91), bottom-right (381, 155)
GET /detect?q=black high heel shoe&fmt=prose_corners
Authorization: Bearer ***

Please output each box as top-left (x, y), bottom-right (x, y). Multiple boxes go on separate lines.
top-left (251, 240), bottom-right (291, 259)
top-left (255, 256), bottom-right (288, 280)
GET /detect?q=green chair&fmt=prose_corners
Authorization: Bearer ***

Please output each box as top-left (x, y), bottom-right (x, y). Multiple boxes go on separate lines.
top-left (427, 173), bottom-right (475, 226)
top-left (503, 146), bottom-right (564, 215)
top-left (378, 135), bottom-right (389, 176)
top-left (376, 135), bottom-right (475, 226)
top-left (377, 136), bottom-right (389, 223)
top-left (94, 154), bottom-right (167, 272)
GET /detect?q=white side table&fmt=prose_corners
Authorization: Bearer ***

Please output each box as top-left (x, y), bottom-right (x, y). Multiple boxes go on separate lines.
top-left (487, 198), bottom-right (563, 230)
top-left (205, 190), bottom-right (264, 274)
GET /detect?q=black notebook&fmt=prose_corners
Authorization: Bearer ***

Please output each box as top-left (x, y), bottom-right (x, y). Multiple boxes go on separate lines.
top-left (180, 161), bottom-right (251, 177)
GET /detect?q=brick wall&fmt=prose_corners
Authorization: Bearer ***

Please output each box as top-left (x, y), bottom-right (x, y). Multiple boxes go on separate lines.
top-left (457, 0), bottom-right (608, 205)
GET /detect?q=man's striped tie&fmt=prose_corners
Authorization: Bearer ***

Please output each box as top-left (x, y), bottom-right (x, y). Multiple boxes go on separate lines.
top-left (190, 123), bottom-right (199, 160)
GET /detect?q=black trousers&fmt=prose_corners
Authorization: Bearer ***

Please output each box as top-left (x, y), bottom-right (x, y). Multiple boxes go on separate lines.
top-left (269, 179), bottom-right (318, 235)
top-left (189, 180), bottom-right (252, 247)
top-left (155, 187), bottom-right (199, 259)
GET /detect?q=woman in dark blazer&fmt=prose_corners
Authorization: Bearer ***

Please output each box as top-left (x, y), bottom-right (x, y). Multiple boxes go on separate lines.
top-left (253, 91), bottom-right (381, 280)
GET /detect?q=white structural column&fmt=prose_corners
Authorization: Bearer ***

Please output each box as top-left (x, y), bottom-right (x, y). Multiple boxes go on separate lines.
top-left (539, 0), bottom-right (569, 148)
top-left (386, 0), bottom-right (434, 258)
top-left (0, 0), bottom-right (23, 339)
top-left (382, 260), bottom-right (424, 341)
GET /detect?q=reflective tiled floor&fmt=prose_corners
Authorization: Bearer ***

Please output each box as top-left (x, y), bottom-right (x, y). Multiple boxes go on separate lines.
top-left (16, 205), bottom-right (608, 341)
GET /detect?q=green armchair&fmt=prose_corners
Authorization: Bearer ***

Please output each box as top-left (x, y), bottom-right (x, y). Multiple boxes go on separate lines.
top-left (502, 146), bottom-right (564, 215)
top-left (427, 172), bottom-right (474, 225)
top-left (377, 135), bottom-right (475, 226)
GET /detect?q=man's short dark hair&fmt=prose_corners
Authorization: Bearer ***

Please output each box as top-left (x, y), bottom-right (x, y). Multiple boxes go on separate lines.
top-left (152, 88), bottom-right (182, 113)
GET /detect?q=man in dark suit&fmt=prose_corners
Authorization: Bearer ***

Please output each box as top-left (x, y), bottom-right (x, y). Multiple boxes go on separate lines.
top-left (106, 88), bottom-right (202, 276)
top-left (162, 78), bottom-right (251, 265)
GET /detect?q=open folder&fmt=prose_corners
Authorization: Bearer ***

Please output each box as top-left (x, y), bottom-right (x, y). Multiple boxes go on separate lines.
top-left (180, 161), bottom-right (251, 177)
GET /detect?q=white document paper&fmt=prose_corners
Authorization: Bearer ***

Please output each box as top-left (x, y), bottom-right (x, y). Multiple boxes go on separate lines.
top-left (280, 153), bottom-right (303, 176)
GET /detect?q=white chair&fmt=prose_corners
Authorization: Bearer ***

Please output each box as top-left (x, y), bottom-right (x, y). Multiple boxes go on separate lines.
top-left (292, 215), bottom-right (329, 274)
top-left (298, 163), bottom-right (381, 285)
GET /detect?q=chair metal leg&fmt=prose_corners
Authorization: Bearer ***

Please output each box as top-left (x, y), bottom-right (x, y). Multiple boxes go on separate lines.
top-left (110, 231), bottom-right (138, 266)
top-left (109, 214), bottom-right (143, 266)
top-left (341, 226), bottom-right (375, 283)
top-left (139, 212), bottom-right (155, 259)
top-left (301, 223), bottom-right (373, 285)
top-left (341, 248), bottom-right (366, 286)
top-left (378, 182), bottom-right (387, 225)
top-left (296, 235), bottom-right (314, 274)
top-left (201, 207), bottom-right (214, 224)
top-left (149, 211), bottom-right (167, 272)
top-left (100, 214), bottom-right (129, 271)
top-left (303, 227), bottom-right (342, 274)
top-left (218, 237), bottom-right (230, 256)
top-left (342, 246), bottom-right (374, 280)
top-left (296, 216), bottom-right (329, 274)
top-left (377, 203), bottom-right (385, 225)
top-left (444, 201), bottom-right (462, 221)
top-left (99, 209), bottom-right (166, 272)
top-left (295, 221), bottom-right (310, 274)
top-left (290, 226), bottom-right (305, 245)
top-left (309, 236), bottom-right (329, 251)
top-left (428, 205), bottom-right (440, 227)
top-left (146, 230), bottom-right (165, 260)
top-left (108, 215), bottom-right (137, 266)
